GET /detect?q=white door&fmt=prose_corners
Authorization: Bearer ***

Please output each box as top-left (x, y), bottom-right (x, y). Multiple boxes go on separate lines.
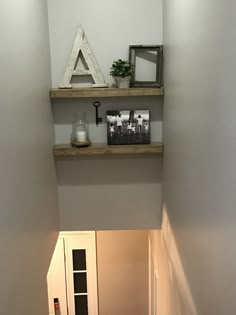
top-left (64, 232), bottom-right (98, 315)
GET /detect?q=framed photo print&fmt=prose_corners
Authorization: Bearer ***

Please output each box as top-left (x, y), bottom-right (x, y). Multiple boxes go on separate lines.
top-left (107, 110), bottom-right (150, 145)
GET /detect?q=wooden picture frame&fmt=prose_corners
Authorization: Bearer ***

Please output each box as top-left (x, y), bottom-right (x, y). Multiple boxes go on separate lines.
top-left (129, 45), bottom-right (163, 87)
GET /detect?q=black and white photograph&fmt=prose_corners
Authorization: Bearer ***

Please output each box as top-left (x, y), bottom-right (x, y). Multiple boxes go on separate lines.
top-left (107, 110), bottom-right (150, 145)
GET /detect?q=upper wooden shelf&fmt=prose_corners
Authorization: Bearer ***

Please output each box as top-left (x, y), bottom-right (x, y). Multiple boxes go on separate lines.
top-left (54, 143), bottom-right (164, 158)
top-left (50, 87), bottom-right (164, 99)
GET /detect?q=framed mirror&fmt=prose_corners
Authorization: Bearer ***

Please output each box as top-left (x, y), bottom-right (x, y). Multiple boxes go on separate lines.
top-left (129, 45), bottom-right (163, 87)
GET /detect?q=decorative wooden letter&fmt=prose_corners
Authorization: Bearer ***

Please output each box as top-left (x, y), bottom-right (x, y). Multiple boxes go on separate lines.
top-left (59, 25), bottom-right (107, 89)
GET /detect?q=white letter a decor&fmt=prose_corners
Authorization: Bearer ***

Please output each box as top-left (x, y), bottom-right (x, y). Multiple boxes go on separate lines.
top-left (59, 25), bottom-right (107, 88)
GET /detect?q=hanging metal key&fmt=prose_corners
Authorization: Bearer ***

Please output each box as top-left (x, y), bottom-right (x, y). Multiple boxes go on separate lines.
top-left (93, 101), bottom-right (103, 126)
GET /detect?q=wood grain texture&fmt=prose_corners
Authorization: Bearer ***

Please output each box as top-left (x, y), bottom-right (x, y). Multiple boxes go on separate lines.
top-left (59, 25), bottom-right (107, 88)
top-left (50, 87), bottom-right (164, 99)
top-left (54, 143), bottom-right (164, 157)
top-left (59, 26), bottom-right (84, 88)
top-left (81, 31), bottom-right (106, 84)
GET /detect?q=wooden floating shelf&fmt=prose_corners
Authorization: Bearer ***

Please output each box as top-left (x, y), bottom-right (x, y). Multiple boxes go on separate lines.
top-left (54, 143), bottom-right (164, 157)
top-left (50, 87), bottom-right (164, 99)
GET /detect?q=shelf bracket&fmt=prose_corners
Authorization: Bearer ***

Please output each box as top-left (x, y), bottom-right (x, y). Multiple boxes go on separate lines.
top-left (93, 101), bottom-right (103, 126)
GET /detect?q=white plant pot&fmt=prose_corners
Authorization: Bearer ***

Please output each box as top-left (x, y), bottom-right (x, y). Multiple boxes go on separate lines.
top-left (114, 76), bottom-right (131, 88)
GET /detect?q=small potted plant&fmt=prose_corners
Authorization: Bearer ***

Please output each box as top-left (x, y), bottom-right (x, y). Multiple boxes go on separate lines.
top-left (110, 59), bottom-right (135, 88)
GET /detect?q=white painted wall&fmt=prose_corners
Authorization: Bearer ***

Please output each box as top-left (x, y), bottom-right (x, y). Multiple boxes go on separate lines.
top-left (57, 157), bottom-right (162, 230)
top-left (48, 0), bottom-right (163, 230)
top-left (47, 0), bottom-right (163, 88)
top-left (0, 1), bottom-right (59, 314)
top-left (163, 0), bottom-right (236, 314)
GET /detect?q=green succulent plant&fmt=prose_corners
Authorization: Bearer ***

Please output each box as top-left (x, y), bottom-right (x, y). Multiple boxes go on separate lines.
top-left (110, 59), bottom-right (135, 78)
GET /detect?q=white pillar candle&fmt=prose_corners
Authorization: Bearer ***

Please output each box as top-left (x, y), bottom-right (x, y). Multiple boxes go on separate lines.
top-left (76, 130), bottom-right (86, 142)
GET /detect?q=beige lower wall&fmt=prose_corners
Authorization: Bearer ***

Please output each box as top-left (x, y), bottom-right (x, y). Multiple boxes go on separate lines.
top-left (96, 230), bottom-right (148, 315)
top-left (149, 226), bottom-right (196, 315)
top-left (149, 230), bottom-right (183, 315)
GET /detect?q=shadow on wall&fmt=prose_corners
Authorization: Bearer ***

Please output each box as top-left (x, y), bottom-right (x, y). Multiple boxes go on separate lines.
top-left (56, 157), bottom-right (162, 230)
top-left (56, 157), bottom-right (162, 186)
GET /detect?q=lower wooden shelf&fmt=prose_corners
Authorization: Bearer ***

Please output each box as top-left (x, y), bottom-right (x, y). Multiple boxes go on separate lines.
top-left (54, 143), bottom-right (164, 157)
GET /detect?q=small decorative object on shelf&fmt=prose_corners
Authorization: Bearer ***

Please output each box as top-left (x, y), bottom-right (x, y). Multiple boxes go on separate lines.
top-left (107, 110), bottom-right (150, 145)
top-left (71, 115), bottom-right (90, 147)
top-left (59, 25), bottom-right (108, 89)
top-left (93, 101), bottom-right (103, 126)
top-left (129, 45), bottom-right (163, 87)
top-left (110, 59), bottom-right (135, 88)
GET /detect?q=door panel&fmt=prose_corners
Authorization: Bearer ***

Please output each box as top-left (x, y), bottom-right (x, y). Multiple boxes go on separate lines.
top-left (65, 232), bottom-right (98, 315)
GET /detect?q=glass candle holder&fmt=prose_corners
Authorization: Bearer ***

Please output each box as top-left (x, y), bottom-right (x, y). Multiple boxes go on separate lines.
top-left (71, 118), bottom-right (89, 145)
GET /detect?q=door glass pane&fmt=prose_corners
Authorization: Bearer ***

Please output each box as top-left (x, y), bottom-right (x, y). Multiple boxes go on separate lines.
top-left (74, 295), bottom-right (88, 315)
top-left (73, 249), bottom-right (86, 270)
top-left (73, 272), bottom-right (87, 293)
